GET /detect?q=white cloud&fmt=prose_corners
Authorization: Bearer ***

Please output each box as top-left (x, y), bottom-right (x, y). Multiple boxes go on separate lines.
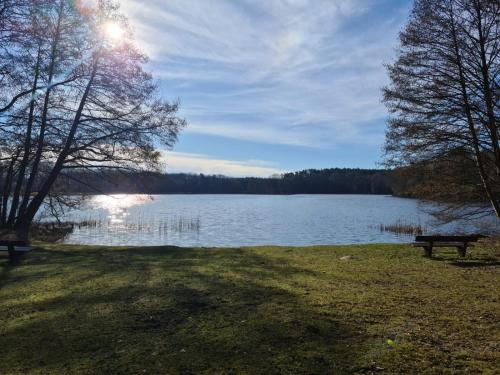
top-left (161, 152), bottom-right (283, 177)
top-left (120, 0), bottom-right (408, 148)
top-left (185, 122), bottom-right (315, 147)
top-left (185, 120), bottom-right (383, 148)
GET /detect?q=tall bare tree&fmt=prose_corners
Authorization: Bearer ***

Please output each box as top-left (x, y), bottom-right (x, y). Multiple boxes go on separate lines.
top-left (384, 0), bottom-right (499, 219)
top-left (0, 0), bottom-right (185, 239)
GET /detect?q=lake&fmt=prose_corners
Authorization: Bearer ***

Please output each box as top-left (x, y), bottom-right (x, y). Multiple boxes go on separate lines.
top-left (48, 194), bottom-right (498, 247)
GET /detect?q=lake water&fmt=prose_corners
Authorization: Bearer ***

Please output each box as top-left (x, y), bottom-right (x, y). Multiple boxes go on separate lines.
top-left (51, 194), bottom-right (497, 247)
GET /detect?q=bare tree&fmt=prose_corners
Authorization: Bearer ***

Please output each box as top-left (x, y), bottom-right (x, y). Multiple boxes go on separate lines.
top-left (384, 0), bottom-right (499, 220)
top-left (0, 0), bottom-right (185, 239)
top-left (0, 1), bottom-right (55, 114)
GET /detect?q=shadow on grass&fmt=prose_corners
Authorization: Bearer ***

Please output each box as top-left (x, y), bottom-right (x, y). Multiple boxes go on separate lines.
top-left (448, 259), bottom-right (500, 268)
top-left (430, 253), bottom-right (500, 268)
top-left (0, 256), bottom-right (15, 286)
top-left (0, 246), bottom-right (374, 374)
top-left (0, 252), bottom-right (30, 288)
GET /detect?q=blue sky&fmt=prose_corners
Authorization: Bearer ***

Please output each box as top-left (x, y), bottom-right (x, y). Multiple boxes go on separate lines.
top-left (121, 0), bottom-right (412, 176)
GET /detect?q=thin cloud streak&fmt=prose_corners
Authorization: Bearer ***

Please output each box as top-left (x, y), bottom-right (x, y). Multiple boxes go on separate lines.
top-left (121, 0), bottom-right (408, 148)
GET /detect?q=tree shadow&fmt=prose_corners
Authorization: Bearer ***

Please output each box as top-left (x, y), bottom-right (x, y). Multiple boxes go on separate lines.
top-left (0, 246), bottom-right (375, 374)
top-left (448, 259), bottom-right (500, 268)
top-left (0, 251), bottom-right (31, 288)
top-left (0, 257), bottom-right (15, 286)
top-left (429, 254), bottom-right (500, 268)
top-left (424, 244), bottom-right (499, 269)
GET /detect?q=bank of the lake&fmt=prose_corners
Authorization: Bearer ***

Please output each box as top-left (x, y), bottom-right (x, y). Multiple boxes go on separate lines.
top-left (1, 243), bottom-right (498, 374)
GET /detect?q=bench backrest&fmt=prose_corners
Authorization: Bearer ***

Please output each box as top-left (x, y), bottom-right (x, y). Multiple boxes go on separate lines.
top-left (415, 235), bottom-right (483, 242)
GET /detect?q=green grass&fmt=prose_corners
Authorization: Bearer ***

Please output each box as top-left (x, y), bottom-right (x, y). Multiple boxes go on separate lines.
top-left (0, 243), bottom-right (499, 374)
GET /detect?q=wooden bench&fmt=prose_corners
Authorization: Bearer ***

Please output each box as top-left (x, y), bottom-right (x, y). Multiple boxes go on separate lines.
top-left (0, 240), bottom-right (32, 261)
top-left (412, 235), bottom-right (483, 257)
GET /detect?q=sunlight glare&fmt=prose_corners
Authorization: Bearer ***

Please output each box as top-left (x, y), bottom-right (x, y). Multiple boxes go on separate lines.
top-left (90, 195), bottom-right (153, 225)
top-left (103, 21), bottom-right (124, 41)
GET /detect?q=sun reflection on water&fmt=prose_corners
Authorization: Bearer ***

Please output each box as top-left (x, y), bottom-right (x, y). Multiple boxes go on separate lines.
top-left (89, 194), bottom-right (153, 225)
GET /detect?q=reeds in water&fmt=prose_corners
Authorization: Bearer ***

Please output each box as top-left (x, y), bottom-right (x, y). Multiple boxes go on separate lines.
top-left (34, 214), bottom-right (202, 241)
top-left (159, 216), bottom-right (201, 234)
top-left (73, 215), bottom-right (201, 234)
top-left (378, 220), bottom-right (426, 236)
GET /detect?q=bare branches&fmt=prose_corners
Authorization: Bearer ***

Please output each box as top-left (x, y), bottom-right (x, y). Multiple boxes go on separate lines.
top-left (384, 0), bottom-right (500, 220)
top-left (0, 0), bottom-right (185, 238)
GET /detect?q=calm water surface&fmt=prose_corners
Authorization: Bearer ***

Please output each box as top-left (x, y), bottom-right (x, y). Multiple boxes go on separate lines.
top-left (53, 194), bottom-right (497, 247)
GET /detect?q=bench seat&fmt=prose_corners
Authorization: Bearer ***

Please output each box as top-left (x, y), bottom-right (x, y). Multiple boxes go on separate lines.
top-left (0, 245), bottom-right (32, 252)
top-left (412, 242), bottom-right (475, 248)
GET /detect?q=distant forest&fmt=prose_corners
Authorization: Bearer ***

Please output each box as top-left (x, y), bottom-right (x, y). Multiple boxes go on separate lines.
top-left (52, 168), bottom-right (395, 195)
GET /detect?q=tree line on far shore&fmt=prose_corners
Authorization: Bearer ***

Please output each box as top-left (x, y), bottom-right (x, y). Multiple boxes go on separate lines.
top-left (45, 168), bottom-right (394, 195)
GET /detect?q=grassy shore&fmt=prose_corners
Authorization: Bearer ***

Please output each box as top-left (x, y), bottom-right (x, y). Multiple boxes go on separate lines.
top-left (0, 243), bottom-right (499, 374)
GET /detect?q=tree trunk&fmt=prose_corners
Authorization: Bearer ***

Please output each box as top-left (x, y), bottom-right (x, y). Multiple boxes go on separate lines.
top-left (0, 150), bottom-right (21, 227)
top-left (474, 2), bottom-right (500, 180)
top-left (450, 5), bottom-right (500, 217)
top-left (16, 57), bottom-right (98, 230)
top-left (7, 46), bottom-right (41, 227)
top-left (18, 3), bottom-right (64, 219)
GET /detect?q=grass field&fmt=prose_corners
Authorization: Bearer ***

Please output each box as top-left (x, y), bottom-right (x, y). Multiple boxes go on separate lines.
top-left (0, 242), bottom-right (499, 374)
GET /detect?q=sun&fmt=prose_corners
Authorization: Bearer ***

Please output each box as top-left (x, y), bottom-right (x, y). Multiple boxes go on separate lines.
top-left (103, 21), bottom-right (124, 41)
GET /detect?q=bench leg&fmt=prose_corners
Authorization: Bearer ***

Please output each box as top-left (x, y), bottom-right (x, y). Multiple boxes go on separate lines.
top-left (457, 245), bottom-right (467, 257)
top-left (424, 246), bottom-right (433, 257)
top-left (7, 245), bottom-right (19, 263)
